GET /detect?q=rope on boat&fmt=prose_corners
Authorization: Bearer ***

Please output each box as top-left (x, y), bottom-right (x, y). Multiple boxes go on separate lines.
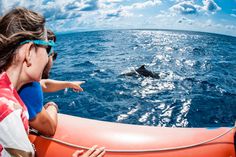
top-left (30, 124), bottom-right (236, 153)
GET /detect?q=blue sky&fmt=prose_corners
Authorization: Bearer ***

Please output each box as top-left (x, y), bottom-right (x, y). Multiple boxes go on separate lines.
top-left (0, 0), bottom-right (236, 36)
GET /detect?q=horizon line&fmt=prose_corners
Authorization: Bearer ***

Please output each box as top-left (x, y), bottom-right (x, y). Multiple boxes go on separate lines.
top-left (55, 28), bottom-right (236, 38)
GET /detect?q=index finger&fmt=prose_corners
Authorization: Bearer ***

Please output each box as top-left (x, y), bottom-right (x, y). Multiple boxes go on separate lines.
top-left (77, 81), bottom-right (85, 85)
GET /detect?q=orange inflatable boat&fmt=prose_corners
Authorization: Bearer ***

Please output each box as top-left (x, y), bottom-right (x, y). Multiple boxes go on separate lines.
top-left (29, 113), bottom-right (236, 157)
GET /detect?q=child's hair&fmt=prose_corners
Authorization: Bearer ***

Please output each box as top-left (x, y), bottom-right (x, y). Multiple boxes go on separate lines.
top-left (0, 7), bottom-right (46, 71)
top-left (47, 29), bottom-right (56, 42)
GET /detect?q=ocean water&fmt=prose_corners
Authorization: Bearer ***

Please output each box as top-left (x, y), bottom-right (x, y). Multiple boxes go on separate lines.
top-left (44, 29), bottom-right (236, 128)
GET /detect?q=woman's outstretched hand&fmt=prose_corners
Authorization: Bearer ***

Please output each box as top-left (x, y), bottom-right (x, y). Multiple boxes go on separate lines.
top-left (72, 145), bottom-right (105, 157)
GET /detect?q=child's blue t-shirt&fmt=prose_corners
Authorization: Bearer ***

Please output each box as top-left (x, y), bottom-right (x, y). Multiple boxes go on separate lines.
top-left (18, 82), bottom-right (43, 120)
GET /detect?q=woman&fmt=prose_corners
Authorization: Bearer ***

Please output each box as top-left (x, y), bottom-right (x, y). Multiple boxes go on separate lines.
top-left (0, 7), bottom-right (105, 157)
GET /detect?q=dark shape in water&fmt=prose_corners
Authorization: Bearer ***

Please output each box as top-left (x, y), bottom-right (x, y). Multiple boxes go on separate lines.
top-left (123, 65), bottom-right (160, 79)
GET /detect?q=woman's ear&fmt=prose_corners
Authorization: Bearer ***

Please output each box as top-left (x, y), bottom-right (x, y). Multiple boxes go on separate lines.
top-left (23, 43), bottom-right (34, 67)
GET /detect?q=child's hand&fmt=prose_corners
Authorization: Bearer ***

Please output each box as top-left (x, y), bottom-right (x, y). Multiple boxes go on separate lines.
top-left (69, 81), bottom-right (85, 92)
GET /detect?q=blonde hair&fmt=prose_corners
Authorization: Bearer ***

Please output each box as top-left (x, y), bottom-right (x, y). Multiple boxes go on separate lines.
top-left (0, 7), bottom-right (47, 71)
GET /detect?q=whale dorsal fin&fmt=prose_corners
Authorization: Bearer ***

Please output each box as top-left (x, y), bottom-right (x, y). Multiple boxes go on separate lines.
top-left (138, 65), bottom-right (146, 70)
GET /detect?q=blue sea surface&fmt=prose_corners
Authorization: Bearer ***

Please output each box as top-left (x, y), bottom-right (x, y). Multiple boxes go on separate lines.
top-left (44, 30), bottom-right (236, 127)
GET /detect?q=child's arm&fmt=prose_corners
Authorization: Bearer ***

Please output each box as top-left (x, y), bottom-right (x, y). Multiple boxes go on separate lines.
top-left (40, 79), bottom-right (85, 93)
top-left (29, 102), bottom-right (58, 137)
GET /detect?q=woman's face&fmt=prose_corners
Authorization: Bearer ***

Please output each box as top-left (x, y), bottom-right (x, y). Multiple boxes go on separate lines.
top-left (42, 54), bottom-right (54, 79)
top-left (27, 45), bottom-right (49, 82)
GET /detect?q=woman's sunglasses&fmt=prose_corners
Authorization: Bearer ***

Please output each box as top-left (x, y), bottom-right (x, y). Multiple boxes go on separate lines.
top-left (20, 40), bottom-right (56, 56)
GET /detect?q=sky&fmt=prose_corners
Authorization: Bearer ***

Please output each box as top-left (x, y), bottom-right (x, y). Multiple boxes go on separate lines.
top-left (0, 0), bottom-right (236, 36)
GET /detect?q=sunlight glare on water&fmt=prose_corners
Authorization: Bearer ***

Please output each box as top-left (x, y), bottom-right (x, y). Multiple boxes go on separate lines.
top-left (45, 30), bottom-right (236, 127)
